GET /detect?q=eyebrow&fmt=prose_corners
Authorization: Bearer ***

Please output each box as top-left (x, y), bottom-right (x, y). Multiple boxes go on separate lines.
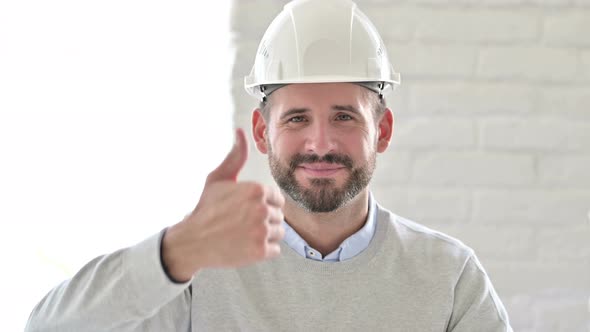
top-left (332, 105), bottom-right (361, 115)
top-left (279, 105), bottom-right (361, 121)
top-left (280, 108), bottom-right (309, 121)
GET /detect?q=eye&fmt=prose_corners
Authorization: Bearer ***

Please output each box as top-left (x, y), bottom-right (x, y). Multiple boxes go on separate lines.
top-left (288, 116), bottom-right (306, 123)
top-left (335, 113), bottom-right (353, 121)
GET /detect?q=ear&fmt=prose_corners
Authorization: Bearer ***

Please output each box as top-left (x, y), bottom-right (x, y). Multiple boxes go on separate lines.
top-left (252, 108), bottom-right (269, 154)
top-left (376, 108), bottom-right (394, 153)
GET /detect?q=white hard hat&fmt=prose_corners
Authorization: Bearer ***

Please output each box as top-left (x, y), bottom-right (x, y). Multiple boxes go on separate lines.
top-left (244, 0), bottom-right (401, 101)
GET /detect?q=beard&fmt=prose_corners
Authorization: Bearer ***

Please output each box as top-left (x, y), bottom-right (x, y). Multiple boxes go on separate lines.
top-left (268, 149), bottom-right (375, 213)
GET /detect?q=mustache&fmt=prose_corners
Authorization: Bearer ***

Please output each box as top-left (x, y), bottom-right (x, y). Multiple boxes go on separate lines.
top-left (289, 153), bottom-right (354, 170)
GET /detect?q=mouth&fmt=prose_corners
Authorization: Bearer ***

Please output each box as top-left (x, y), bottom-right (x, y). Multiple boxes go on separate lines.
top-left (298, 163), bottom-right (347, 177)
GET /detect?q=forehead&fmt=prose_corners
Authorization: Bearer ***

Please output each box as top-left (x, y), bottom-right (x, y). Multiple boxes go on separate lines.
top-left (268, 83), bottom-right (372, 117)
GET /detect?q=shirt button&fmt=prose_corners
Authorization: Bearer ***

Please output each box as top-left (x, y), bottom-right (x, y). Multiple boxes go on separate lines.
top-left (309, 251), bottom-right (314, 256)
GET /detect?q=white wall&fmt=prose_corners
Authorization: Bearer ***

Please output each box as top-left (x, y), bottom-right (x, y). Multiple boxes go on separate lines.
top-left (0, 1), bottom-right (233, 330)
top-left (231, 1), bottom-right (590, 331)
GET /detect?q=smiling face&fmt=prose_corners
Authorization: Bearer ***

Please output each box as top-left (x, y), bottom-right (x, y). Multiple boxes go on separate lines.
top-left (252, 83), bottom-right (394, 213)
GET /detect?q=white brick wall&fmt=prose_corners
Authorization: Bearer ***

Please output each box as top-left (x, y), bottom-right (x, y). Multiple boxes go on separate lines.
top-left (478, 46), bottom-right (579, 81)
top-left (535, 86), bottom-right (590, 117)
top-left (538, 155), bottom-right (590, 186)
top-left (392, 117), bottom-right (476, 148)
top-left (481, 117), bottom-right (590, 150)
top-left (583, 50), bottom-right (590, 78)
top-left (474, 189), bottom-right (590, 224)
top-left (409, 82), bottom-right (535, 114)
top-left (412, 152), bottom-right (536, 185)
top-left (414, 9), bottom-right (539, 43)
top-left (544, 11), bottom-right (590, 47)
top-left (231, 1), bottom-right (590, 330)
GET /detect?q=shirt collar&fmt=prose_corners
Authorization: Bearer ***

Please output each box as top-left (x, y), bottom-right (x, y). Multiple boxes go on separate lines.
top-left (281, 192), bottom-right (377, 262)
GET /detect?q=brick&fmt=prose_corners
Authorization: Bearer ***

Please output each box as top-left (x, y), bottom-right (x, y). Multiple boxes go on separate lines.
top-left (538, 155), bottom-right (590, 186)
top-left (412, 152), bottom-right (535, 186)
top-left (408, 82), bottom-right (534, 114)
top-left (411, 0), bottom-right (496, 4)
top-left (583, 51), bottom-right (590, 80)
top-left (481, 117), bottom-right (590, 151)
top-left (473, 189), bottom-right (590, 225)
top-left (364, 6), bottom-right (416, 41)
top-left (232, 41), bottom-right (258, 82)
top-left (373, 151), bottom-right (413, 184)
top-left (569, 124), bottom-right (590, 151)
top-left (535, 86), bottom-right (590, 118)
top-left (373, 187), bottom-right (471, 223)
top-left (383, 83), bottom-right (410, 115)
top-left (478, 46), bottom-right (578, 82)
top-left (439, 225), bottom-right (536, 260)
top-left (536, 226), bottom-right (590, 261)
top-left (503, 295), bottom-right (535, 331)
top-left (485, 261), bottom-right (590, 295)
top-left (360, 0), bottom-right (406, 3)
top-left (414, 0), bottom-right (571, 5)
top-left (504, 291), bottom-right (589, 331)
top-left (232, 75), bottom-right (259, 112)
top-left (370, 186), bottom-right (410, 217)
top-left (230, 0), bottom-right (286, 34)
top-left (415, 9), bottom-right (539, 44)
top-left (544, 11), bottom-right (590, 47)
top-left (531, 0), bottom-right (581, 5)
top-left (392, 117), bottom-right (475, 149)
top-left (387, 44), bottom-right (477, 79)
top-left (532, 291), bottom-right (590, 332)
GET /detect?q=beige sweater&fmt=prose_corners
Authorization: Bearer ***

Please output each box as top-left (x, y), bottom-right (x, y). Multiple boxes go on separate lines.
top-left (26, 203), bottom-right (512, 331)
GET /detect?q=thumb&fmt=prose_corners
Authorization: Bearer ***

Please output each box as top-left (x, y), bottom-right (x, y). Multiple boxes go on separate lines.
top-left (206, 128), bottom-right (248, 184)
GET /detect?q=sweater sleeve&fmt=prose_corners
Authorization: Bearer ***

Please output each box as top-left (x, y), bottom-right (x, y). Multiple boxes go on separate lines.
top-left (25, 229), bottom-right (193, 332)
top-left (447, 253), bottom-right (513, 332)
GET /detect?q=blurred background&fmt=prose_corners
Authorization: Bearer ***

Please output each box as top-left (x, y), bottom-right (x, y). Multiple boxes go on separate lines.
top-left (0, 1), bottom-right (234, 330)
top-left (0, 0), bottom-right (588, 331)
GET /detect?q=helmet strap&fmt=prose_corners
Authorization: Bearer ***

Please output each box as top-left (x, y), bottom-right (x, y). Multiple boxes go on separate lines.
top-left (260, 85), bottom-right (267, 103)
top-left (259, 82), bottom-right (385, 102)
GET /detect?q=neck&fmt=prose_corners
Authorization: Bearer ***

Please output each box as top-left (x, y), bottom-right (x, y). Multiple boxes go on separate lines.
top-left (282, 190), bottom-right (370, 256)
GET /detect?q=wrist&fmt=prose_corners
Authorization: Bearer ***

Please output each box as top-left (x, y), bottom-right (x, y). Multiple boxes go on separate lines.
top-left (160, 225), bottom-right (197, 283)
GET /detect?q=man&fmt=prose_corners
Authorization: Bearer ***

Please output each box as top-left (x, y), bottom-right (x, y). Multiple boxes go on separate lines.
top-left (26, 0), bottom-right (512, 331)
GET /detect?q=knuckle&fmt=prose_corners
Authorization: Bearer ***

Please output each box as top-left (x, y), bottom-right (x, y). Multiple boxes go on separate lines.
top-left (266, 243), bottom-right (280, 258)
top-left (277, 225), bottom-right (286, 240)
top-left (251, 222), bottom-right (269, 242)
top-left (253, 203), bottom-right (270, 220)
top-left (260, 223), bottom-right (271, 239)
top-left (264, 242), bottom-right (274, 256)
top-left (245, 183), bottom-right (265, 200)
top-left (272, 208), bottom-right (285, 222)
top-left (252, 243), bottom-right (267, 259)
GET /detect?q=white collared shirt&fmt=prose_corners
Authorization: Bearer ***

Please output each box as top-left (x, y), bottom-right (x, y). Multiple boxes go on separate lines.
top-left (281, 193), bottom-right (377, 262)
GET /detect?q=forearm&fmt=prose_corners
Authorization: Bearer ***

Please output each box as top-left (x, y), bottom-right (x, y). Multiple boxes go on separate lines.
top-left (25, 230), bottom-right (192, 332)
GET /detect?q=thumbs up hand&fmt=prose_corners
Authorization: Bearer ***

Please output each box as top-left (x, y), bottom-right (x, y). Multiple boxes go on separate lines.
top-left (161, 129), bottom-right (286, 282)
top-left (204, 127), bottom-right (249, 183)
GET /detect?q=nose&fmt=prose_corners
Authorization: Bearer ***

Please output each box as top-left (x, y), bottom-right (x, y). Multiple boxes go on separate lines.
top-left (304, 121), bottom-right (337, 155)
